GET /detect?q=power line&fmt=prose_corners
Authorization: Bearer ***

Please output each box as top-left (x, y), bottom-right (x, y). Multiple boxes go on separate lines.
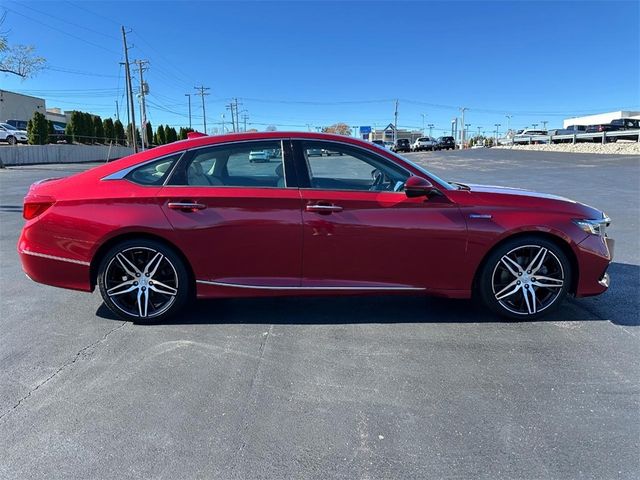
top-left (43, 66), bottom-right (120, 78)
top-left (20, 2), bottom-right (119, 40)
top-left (2, 5), bottom-right (120, 55)
top-left (65, 1), bottom-right (122, 26)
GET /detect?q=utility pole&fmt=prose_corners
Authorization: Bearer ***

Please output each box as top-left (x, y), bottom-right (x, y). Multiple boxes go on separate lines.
top-left (241, 112), bottom-right (249, 132)
top-left (185, 94), bottom-right (192, 129)
top-left (393, 99), bottom-right (399, 144)
top-left (505, 114), bottom-right (512, 135)
top-left (194, 85), bottom-right (210, 133)
top-left (234, 99), bottom-right (242, 132)
top-left (115, 100), bottom-right (120, 122)
top-left (121, 26), bottom-right (137, 153)
top-left (421, 113), bottom-right (426, 136)
top-left (428, 123), bottom-right (434, 137)
top-left (221, 113), bottom-right (225, 134)
top-left (459, 107), bottom-right (468, 148)
top-left (134, 59), bottom-right (149, 150)
top-left (226, 101), bottom-right (235, 132)
top-left (465, 124), bottom-right (471, 142)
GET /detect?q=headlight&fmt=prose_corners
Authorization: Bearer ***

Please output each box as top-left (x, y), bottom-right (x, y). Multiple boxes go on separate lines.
top-left (573, 215), bottom-right (611, 237)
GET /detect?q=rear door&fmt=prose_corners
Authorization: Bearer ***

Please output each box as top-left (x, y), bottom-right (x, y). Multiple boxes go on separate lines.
top-left (293, 139), bottom-right (467, 291)
top-left (158, 138), bottom-right (304, 287)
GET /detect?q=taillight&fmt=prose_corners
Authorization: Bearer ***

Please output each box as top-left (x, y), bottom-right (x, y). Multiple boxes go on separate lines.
top-left (23, 201), bottom-right (54, 220)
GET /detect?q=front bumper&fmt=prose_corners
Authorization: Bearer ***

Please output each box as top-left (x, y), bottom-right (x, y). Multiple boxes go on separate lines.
top-left (575, 235), bottom-right (614, 297)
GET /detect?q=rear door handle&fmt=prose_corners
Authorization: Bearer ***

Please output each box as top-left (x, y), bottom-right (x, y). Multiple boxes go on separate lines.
top-left (306, 203), bottom-right (343, 214)
top-left (167, 201), bottom-right (207, 211)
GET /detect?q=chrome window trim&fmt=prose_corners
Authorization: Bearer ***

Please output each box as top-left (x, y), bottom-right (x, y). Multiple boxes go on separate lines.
top-left (101, 151), bottom-right (185, 184)
top-left (196, 279), bottom-right (425, 291)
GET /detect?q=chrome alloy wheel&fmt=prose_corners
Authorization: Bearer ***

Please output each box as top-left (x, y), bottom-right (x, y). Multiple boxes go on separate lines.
top-left (104, 247), bottom-right (179, 319)
top-left (491, 244), bottom-right (565, 316)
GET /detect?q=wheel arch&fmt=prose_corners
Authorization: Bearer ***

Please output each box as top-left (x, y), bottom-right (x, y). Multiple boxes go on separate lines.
top-left (90, 232), bottom-right (196, 293)
top-left (472, 230), bottom-right (579, 296)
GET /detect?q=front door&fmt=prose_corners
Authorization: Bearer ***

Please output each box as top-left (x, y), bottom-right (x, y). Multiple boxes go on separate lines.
top-left (294, 140), bottom-right (467, 292)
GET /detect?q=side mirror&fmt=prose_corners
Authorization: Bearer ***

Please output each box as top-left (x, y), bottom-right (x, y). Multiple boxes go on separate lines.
top-left (405, 176), bottom-right (437, 198)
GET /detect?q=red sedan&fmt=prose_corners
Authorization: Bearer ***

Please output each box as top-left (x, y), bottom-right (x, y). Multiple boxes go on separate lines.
top-left (18, 132), bottom-right (613, 323)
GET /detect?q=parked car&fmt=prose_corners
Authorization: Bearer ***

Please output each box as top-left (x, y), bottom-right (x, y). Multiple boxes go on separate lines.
top-left (610, 118), bottom-right (640, 130)
top-left (249, 150), bottom-right (271, 162)
top-left (391, 138), bottom-right (411, 152)
top-left (549, 125), bottom-right (587, 143)
top-left (5, 119), bottom-right (28, 130)
top-left (436, 136), bottom-right (456, 150)
top-left (588, 119), bottom-right (640, 142)
top-left (513, 129), bottom-right (548, 144)
top-left (412, 137), bottom-right (438, 151)
top-left (0, 122), bottom-right (28, 145)
top-left (50, 124), bottom-right (67, 143)
top-left (322, 149), bottom-right (343, 156)
top-left (18, 132), bottom-right (613, 323)
top-left (585, 123), bottom-right (621, 142)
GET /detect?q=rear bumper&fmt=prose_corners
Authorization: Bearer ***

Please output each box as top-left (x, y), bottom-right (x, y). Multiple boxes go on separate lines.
top-left (575, 235), bottom-right (614, 297)
top-left (18, 228), bottom-right (93, 292)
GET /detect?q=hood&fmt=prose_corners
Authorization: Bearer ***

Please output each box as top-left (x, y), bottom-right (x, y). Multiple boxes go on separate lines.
top-left (456, 183), bottom-right (604, 218)
top-left (466, 183), bottom-right (576, 202)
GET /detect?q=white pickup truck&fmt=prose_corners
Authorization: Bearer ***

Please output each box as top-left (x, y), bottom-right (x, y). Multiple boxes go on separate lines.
top-left (0, 123), bottom-right (28, 145)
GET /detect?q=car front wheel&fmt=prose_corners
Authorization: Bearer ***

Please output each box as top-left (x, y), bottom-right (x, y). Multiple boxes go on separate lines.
top-left (478, 237), bottom-right (571, 319)
top-left (97, 239), bottom-right (190, 323)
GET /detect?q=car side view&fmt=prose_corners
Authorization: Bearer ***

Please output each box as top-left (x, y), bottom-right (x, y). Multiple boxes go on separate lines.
top-left (18, 132), bottom-right (613, 323)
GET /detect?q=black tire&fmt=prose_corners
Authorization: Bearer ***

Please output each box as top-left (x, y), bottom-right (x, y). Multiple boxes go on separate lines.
top-left (7, 136), bottom-right (17, 145)
top-left (97, 239), bottom-right (190, 324)
top-left (477, 236), bottom-right (572, 320)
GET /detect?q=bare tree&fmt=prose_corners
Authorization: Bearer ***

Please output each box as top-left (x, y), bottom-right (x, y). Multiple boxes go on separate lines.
top-left (0, 12), bottom-right (46, 78)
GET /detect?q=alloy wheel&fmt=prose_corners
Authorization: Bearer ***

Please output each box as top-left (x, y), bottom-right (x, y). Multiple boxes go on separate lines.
top-left (491, 244), bottom-right (565, 315)
top-left (104, 246), bottom-right (179, 319)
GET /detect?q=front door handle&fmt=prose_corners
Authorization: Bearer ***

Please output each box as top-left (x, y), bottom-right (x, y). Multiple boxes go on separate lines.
top-left (306, 203), bottom-right (343, 214)
top-left (167, 201), bottom-right (207, 212)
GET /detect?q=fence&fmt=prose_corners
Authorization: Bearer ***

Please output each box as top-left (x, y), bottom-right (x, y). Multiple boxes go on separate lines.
top-left (509, 129), bottom-right (640, 145)
top-left (0, 144), bottom-right (135, 167)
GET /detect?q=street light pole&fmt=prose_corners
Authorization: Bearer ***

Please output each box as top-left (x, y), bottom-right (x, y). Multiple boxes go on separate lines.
top-left (460, 107), bottom-right (468, 148)
top-left (541, 120), bottom-right (548, 130)
top-left (494, 123), bottom-right (501, 145)
top-left (428, 123), bottom-right (434, 137)
top-left (394, 99), bottom-right (399, 144)
top-left (505, 114), bottom-right (512, 135)
top-left (421, 113), bottom-right (426, 136)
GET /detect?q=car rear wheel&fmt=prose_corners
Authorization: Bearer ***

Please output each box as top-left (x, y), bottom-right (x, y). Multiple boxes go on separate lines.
top-left (97, 239), bottom-right (189, 323)
top-left (478, 237), bottom-right (571, 320)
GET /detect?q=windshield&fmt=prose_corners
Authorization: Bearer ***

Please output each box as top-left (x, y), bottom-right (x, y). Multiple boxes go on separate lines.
top-left (391, 153), bottom-right (456, 191)
top-left (0, 123), bottom-right (17, 131)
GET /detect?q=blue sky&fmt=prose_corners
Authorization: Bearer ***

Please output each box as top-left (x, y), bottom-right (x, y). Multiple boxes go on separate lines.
top-left (2, 0), bottom-right (639, 136)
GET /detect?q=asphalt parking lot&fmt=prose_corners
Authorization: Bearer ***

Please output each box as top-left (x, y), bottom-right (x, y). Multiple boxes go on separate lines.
top-left (0, 149), bottom-right (638, 479)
